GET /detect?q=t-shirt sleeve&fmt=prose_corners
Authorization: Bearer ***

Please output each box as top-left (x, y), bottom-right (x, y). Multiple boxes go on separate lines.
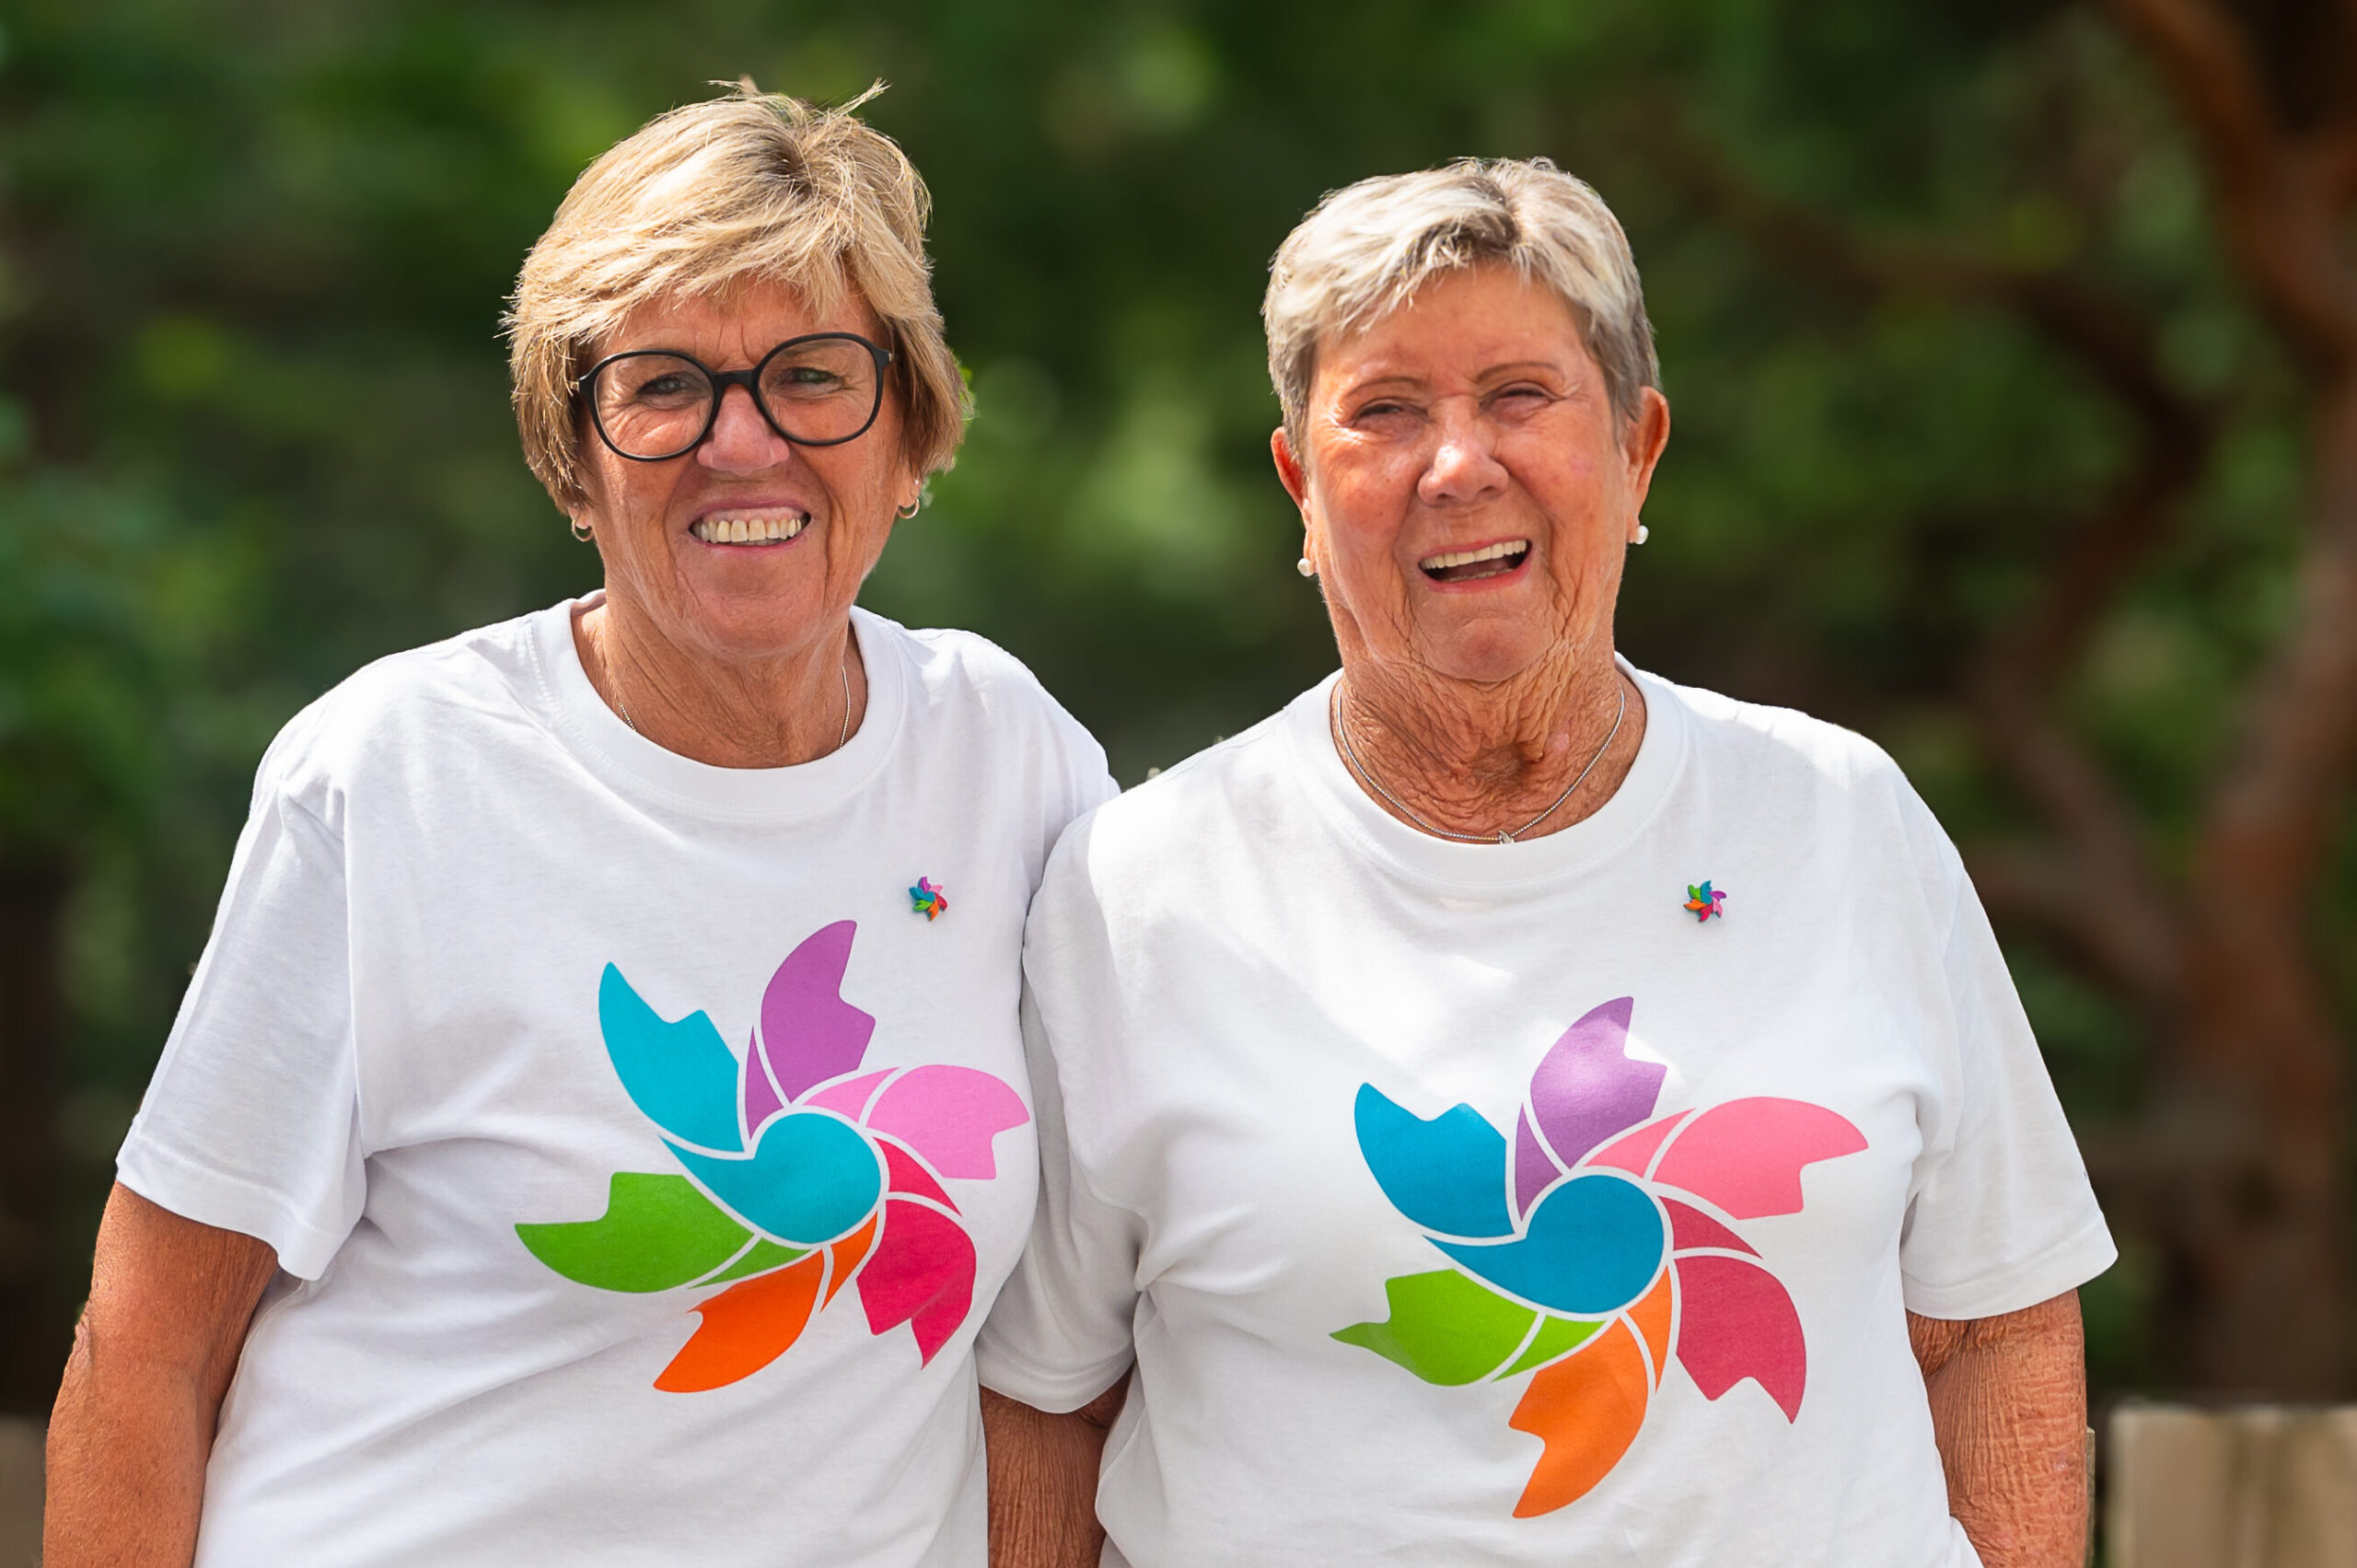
top-left (976, 860), bottom-right (1143, 1411)
top-left (116, 761), bottom-right (365, 1281)
top-left (1898, 858), bottom-right (2117, 1319)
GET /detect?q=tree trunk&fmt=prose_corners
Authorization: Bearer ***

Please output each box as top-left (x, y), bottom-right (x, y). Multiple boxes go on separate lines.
top-left (0, 854), bottom-right (67, 1416)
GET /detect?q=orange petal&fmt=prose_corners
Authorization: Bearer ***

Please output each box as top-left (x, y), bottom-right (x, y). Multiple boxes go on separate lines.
top-left (1629, 1266), bottom-right (1674, 1387)
top-left (1507, 1316), bottom-right (1651, 1516)
top-left (654, 1250), bottom-right (824, 1392)
top-left (824, 1213), bottom-right (878, 1306)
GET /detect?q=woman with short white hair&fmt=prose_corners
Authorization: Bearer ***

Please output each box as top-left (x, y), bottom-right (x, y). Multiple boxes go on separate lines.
top-left (47, 86), bottom-right (1111, 1567)
top-left (981, 159), bottom-right (2110, 1565)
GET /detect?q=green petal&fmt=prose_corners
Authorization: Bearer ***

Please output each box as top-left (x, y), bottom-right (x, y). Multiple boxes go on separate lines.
top-left (697, 1237), bottom-right (810, 1286)
top-left (1333, 1269), bottom-right (1537, 1385)
top-left (1499, 1313), bottom-right (1605, 1376)
top-left (517, 1172), bottom-right (749, 1293)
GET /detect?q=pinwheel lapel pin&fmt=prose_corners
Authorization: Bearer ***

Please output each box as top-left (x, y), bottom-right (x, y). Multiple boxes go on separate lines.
top-left (1683, 882), bottom-right (1726, 922)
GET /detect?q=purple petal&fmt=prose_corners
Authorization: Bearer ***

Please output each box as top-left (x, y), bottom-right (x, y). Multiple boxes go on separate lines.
top-left (751, 923), bottom-right (877, 1115)
top-left (1527, 997), bottom-right (1664, 1168)
top-left (1513, 1109), bottom-right (1561, 1217)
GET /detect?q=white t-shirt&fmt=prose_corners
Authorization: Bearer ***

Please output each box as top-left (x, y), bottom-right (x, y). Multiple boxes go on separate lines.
top-left (980, 667), bottom-right (2115, 1568)
top-left (119, 598), bottom-right (1115, 1568)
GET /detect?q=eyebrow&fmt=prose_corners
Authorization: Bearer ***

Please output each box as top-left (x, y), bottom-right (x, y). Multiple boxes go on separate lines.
top-left (1337, 357), bottom-right (1575, 401)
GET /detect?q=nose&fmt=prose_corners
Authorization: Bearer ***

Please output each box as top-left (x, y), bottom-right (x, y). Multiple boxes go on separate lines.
top-left (696, 383), bottom-right (795, 473)
top-left (1419, 398), bottom-right (1508, 507)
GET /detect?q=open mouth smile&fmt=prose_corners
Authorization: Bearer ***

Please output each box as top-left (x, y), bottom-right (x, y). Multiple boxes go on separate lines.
top-left (1419, 539), bottom-right (1529, 584)
top-left (691, 510), bottom-right (811, 546)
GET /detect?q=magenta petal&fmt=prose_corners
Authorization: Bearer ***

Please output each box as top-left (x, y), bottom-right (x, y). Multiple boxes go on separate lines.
top-left (753, 923), bottom-right (877, 1111)
top-left (1673, 1254), bottom-right (1805, 1420)
top-left (1513, 1109), bottom-right (1560, 1217)
top-left (1527, 998), bottom-right (1665, 1168)
top-left (743, 1025), bottom-right (784, 1135)
top-left (857, 1199), bottom-right (977, 1365)
top-left (864, 1066), bottom-right (1029, 1179)
top-left (1650, 1098), bottom-right (1867, 1219)
top-left (879, 1138), bottom-right (958, 1211)
top-left (1663, 1197), bottom-right (1759, 1257)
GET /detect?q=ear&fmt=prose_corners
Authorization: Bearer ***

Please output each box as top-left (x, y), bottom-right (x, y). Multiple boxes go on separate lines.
top-left (1621, 388), bottom-right (1672, 514)
top-left (1271, 428), bottom-right (1311, 516)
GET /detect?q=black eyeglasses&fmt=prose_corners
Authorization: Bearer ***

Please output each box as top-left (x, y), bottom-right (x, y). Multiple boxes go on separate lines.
top-left (577, 332), bottom-right (894, 461)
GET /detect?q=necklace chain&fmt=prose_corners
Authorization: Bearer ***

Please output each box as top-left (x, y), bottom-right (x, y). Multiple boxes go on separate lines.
top-left (1331, 678), bottom-right (1627, 844)
top-left (610, 647), bottom-right (853, 752)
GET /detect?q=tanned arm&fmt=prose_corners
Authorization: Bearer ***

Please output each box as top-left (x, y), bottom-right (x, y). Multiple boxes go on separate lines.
top-left (1909, 1290), bottom-right (2089, 1568)
top-left (45, 1182), bottom-right (280, 1568)
top-left (984, 1371), bottom-right (1131, 1568)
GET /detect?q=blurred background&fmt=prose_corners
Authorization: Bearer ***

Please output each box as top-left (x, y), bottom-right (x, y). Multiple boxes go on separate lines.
top-left (0, 0), bottom-right (2351, 1457)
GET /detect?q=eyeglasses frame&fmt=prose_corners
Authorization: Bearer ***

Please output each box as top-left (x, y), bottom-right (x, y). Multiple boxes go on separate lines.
top-left (576, 331), bottom-right (896, 462)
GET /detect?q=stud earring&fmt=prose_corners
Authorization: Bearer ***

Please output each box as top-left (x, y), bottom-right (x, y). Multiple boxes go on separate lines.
top-left (1633, 523), bottom-right (1650, 545)
top-left (1296, 557), bottom-right (1317, 578)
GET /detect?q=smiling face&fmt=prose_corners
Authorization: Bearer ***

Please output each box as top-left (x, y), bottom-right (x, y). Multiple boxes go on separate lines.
top-left (573, 276), bottom-right (919, 668)
top-left (1274, 264), bottom-right (1669, 690)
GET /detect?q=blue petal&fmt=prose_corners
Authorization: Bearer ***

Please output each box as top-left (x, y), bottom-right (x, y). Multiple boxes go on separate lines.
top-left (667, 1111), bottom-right (882, 1247)
top-left (1354, 1085), bottom-right (1513, 1238)
top-left (600, 965), bottom-right (742, 1153)
top-left (1433, 1171), bottom-right (1665, 1316)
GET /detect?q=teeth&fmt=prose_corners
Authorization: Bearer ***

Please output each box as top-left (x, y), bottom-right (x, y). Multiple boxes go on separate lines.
top-left (692, 514), bottom-right (810, 544)
top-left (1422, 540), bottom-right (1527, 571)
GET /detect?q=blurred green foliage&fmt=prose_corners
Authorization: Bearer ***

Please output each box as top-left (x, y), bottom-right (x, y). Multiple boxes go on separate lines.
top-left (0, 0), bottom-right (2348, 1409)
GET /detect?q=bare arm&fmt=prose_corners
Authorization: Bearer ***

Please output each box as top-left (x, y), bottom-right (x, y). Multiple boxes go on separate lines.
top-left (984, 1371), bottom-right (1131, 1568)
top-left (45, 1183), bottom-right (280, 1568)
top-left (1909, 1290), bottom-right (2088, 1568)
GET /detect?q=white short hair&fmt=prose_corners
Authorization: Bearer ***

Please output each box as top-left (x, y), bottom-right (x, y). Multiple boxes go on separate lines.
top-left (1262, 158), bottom-right (1658, 451)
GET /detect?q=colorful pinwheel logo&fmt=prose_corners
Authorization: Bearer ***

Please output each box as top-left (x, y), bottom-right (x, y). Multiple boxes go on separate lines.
top-left (1683, 881), bottom-right (1726, 922)
top-left (1336, 997), bottom-right (1864, 1516)
top-left (910, 877), bottom-right (948, 921)
top-left (516, 921), bottom-right (1028, 1391)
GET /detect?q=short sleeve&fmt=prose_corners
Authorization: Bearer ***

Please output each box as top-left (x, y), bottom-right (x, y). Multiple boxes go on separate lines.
top-left (1898, 865), bottom-right (2117, 1319)
top-left (116, 772), bottom-right (365, 1281)
top-left (976, 859), bottom-right (1143, 1411)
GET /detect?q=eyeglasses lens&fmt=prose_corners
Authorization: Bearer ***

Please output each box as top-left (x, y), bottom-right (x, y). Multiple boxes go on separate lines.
top-left (593, 342), bottom-right (880, 459)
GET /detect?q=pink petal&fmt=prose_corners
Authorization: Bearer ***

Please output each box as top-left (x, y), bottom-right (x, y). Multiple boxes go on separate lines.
top-left (1650, 1098), bottom-right (1866, 1219)
top-left (1673, 1254), bottom-right (1805, 1420)
top-left (857, 1199), bottom-right (977, 1365)
top-left (863, 1065), bottom-right (1028, 1179)
top-left (1584, 1109), bottom-right (1693, 1179)
top-left (804, 1068), bottom-right (893, 1121)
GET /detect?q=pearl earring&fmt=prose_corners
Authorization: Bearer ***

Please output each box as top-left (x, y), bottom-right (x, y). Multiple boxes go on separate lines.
top-left (1296, 557), bottom-right (1317, 578)
top-left (1634, 524), bottom-right (1650, 545)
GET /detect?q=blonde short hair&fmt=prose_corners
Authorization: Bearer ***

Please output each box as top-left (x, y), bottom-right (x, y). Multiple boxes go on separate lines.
top-left (505, 84), bottom-right (967, 511)
top-left (1262, 157), bottom-right (1657, 452)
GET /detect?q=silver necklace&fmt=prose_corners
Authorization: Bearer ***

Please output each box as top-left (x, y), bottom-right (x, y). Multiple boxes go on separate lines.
top-left (611, 650), bottom-right (853, 751)
top-left (1331, 678), bottom-right (1627, 844)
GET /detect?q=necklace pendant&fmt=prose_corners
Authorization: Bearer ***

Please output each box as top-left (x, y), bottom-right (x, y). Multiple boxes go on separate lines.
top-left (1496, 830), bottom-right (1515, 844)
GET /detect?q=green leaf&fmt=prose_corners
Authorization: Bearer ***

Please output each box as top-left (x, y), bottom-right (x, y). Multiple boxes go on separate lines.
top-left (698, 1237), bottom-right (809, 1286)
top-left (1333, 1269), bottom-right (1537, 1386)
top-left (1499, 1313), bottom-right (1605, 1377)
top-left (517, 1172), bottom-right (749, 1293)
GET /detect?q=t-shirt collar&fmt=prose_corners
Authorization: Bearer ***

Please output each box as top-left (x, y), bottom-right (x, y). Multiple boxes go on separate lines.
top-left (1284, 655), bottom-right (1688, 889)
top-left (528, 591), bottom-right (905, 822)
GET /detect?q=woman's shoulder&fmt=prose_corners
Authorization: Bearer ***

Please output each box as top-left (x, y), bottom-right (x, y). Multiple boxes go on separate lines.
top-left (250, 606), bottom-right (563, 809)
top-left (877, 615), bottom-right (1109, 773)
top-left (1650, 669), bottom-right (1910, 796)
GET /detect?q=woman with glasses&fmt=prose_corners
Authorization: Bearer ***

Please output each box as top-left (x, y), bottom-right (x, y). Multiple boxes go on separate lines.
top-left (45, 86), bottom-right (1110, 1568)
